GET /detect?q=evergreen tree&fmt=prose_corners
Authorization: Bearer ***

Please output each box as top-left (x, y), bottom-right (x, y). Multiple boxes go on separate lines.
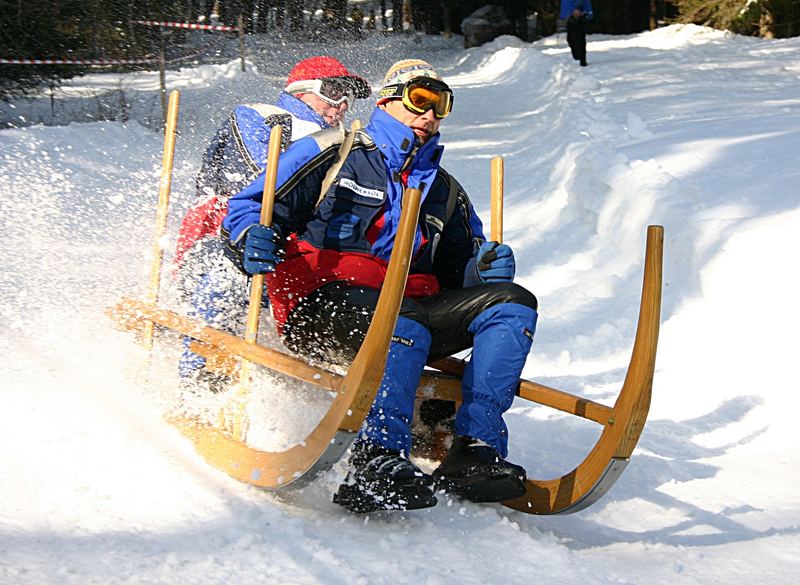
top-left (1, 1), bottom-right (193, 99)
top-left (674, 0), bottom-right (800, 38)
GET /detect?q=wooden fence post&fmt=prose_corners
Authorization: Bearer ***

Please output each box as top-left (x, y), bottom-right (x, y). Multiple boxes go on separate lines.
top-left (159, 29), bottom-right (167, 129)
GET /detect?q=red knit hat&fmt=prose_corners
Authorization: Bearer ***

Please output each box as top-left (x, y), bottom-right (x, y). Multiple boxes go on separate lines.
top-left (285, 56), bottom-right (371, 99)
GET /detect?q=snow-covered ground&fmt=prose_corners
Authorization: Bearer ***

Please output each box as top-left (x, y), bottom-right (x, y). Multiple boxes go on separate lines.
top-left (2, 24), bottom-right (799, 584)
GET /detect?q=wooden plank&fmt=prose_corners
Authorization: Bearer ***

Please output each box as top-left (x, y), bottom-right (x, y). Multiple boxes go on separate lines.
top-left (490, 155), bottom-right (503, 242)
top-left (426, 358), bottom-right (613, 425)
top-left (229, 124), bottom-right (283, 439)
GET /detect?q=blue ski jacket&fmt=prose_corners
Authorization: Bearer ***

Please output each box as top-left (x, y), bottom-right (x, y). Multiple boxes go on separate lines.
top-left (175, 92), bottom-right (330, 265)
top-left (222, 107), bottom-right (487, 329)
top-left (560, 0), bottom-right (594, 20)
top-left (196, 92), bottom-right (331, 202)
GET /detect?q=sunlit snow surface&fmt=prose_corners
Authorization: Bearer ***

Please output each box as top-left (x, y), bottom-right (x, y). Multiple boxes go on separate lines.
top-left (1, 24), bottom-right (799, 585)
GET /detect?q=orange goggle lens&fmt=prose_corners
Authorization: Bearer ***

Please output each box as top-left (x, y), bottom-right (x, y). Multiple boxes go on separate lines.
top-left (380, 79), bottom-right (454, 119)
top-left (403, 84), bottom-right (453, 119)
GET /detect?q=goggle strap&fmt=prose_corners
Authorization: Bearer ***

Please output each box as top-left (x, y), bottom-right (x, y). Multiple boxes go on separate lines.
top-left (378, 83), bottom-right (405, 100)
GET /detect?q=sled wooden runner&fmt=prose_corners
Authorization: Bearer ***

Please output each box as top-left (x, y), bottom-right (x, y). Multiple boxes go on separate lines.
top-left (113, 225), bottom-right (662, 510)
top-left (505, 224), bottom-right (663, 514)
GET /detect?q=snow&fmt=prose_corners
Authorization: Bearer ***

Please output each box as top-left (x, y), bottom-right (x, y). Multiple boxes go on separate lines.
top-left (2, 24), bottom-right (800, 584)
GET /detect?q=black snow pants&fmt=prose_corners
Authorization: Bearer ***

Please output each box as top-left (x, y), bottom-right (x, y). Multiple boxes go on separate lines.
top-left (567, 17), bottom-right (587, 66)
top-left (281, 281), bottom-right (538, 365)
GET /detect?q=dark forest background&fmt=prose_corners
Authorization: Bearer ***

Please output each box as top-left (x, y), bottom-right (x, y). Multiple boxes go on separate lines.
top-left (2, 1), bottom-right (799, 98)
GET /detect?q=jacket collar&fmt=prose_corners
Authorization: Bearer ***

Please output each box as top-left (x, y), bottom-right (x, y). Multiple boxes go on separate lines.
top-left (277, 92), bottom-right (331, 129)
top-left (366, 108), bottom-right (443, 175)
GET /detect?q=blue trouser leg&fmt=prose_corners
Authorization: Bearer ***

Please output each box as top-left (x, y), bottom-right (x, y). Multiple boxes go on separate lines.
top-left (179, 272), bottom-right (219, 377)
top-left (455, 303), bottom-right (538, 457)
top-left (178, 270), bottom-right (249, 377)
top-left (360, 317), bottom-right (432, 455)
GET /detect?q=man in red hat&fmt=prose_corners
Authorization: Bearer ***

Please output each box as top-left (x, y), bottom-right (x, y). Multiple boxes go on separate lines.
top-left (175, 56), bottom-right (370, 389)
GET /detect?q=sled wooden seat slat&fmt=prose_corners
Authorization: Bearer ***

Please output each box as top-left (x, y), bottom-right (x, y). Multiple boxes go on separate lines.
top-left (112, 299), bottom-right (619, 429)
top-left (112, 298), bottom-right (343, 392)
top-left (425, 360), bottom-right (614, 426)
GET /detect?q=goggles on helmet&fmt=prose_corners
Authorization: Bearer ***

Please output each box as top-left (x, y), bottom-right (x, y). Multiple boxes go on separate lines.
top-left (286, 77), bottom-right (356, 106)
top-left (379, 77), bottom-right (454, 119)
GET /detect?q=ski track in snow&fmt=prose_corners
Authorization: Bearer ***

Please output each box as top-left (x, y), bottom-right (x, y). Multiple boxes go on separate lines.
top-left (1, 24), bottom-right (799, 585)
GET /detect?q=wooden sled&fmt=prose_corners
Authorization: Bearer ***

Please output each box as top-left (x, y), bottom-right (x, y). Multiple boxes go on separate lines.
top-left (111, 90), bottom-right (664, 514)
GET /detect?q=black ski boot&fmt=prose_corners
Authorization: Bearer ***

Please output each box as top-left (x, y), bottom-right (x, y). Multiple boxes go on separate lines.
top-left (333, 442), bottom-right (438, 514)
top-left (433, 435), bottom-right (527, 503)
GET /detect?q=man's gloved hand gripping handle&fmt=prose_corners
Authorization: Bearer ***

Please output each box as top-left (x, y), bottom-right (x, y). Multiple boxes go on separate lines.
top-left (464, 241), bottom-right (516, 287)
top-left (241, 224), bottom-right (283, 275)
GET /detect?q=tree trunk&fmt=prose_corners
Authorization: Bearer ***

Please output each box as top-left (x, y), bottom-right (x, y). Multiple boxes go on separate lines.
top-left (287, 0), bottom-right (304, 30)
top-left (650, 0), bottom-right (658, 30)
top-left (441, 0), bottom-right (452, 37)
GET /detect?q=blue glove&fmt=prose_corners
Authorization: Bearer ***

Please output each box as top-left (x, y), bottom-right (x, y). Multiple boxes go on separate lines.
top-left (465, 241), bottom-right (516, 286)
top-left (241, 224), bottom-right (282, 275)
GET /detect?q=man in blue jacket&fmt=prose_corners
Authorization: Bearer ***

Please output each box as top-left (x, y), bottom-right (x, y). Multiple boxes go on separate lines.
top-left (176, 56), bottom-right (370, 389)
top-left (222, 60), bottom-right (539, 513)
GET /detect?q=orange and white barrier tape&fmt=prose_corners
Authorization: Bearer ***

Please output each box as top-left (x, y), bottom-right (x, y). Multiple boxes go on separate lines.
top-left (131, 19), bottom-right (239, 32)
top-left (1, 57), bottom-right (158, 65)
top-left (0, 42), bottom-right (215, 66)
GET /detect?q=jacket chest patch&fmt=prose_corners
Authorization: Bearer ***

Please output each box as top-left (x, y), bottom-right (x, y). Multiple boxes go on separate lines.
top-left (339, 177), bottom-right (384, 201)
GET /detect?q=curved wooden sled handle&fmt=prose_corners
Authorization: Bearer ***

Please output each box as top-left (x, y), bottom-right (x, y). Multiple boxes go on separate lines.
top-left (504, 225), bottom-right (663, 514)
top-left (168, 188), bottom-right (424, 488)
top-left (427, 226), bottom-right (663, 513)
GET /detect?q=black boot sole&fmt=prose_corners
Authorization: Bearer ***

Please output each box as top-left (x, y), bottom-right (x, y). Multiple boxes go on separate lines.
top-left (436, 472), bottom-right (526, 503)
top-left (333, 483), bottom-right (438, 514)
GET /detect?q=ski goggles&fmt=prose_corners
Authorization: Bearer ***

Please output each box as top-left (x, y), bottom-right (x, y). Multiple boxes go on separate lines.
top-left (285, 77), bottom-right (357, 107)
top-left (379, 77), bottom-right (454, 119)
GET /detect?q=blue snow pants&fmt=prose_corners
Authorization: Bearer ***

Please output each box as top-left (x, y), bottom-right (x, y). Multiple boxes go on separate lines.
top-left (177, 238), bottom-right (249, 377)
top-left (282, 282), bottom-right (539, 455)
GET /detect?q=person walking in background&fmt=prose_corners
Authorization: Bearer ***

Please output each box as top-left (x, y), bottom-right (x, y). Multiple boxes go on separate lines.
top-left (562, 0), bottom-right (593, 66)
top-left (175, 56), bottom-right (371, 391)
